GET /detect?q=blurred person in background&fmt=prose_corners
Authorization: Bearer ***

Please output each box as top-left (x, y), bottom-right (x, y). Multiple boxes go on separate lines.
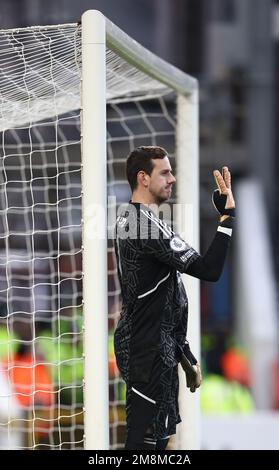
top-left (0, 312), bottom-right (23, 448)
top-left (201, 334), bottom-right (254, 414)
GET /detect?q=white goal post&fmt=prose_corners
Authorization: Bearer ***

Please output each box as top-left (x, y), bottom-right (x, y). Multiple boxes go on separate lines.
top-left (0, 9), bottom-right (199, 450)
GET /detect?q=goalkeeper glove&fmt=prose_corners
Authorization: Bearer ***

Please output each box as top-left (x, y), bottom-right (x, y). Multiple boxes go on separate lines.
top-left (180, 343), bottom-right (202, 393)
top-left (212, 189), bottom-right (235, 217)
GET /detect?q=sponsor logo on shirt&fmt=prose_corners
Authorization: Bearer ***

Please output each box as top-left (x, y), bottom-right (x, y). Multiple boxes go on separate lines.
top-left (180, 249), bottom-right (195, 263)
top-left (170, 236), bottom-right (187, 252)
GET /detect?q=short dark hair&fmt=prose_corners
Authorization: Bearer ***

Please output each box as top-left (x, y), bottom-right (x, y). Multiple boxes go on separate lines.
top-left (126, 146), bottom-right (168, 191)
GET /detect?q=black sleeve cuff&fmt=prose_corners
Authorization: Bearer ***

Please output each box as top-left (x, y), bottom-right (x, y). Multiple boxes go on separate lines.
top-left (183, 342), bottom-right (198, 365)
top-left (220, 216), bottom-right (234, 229)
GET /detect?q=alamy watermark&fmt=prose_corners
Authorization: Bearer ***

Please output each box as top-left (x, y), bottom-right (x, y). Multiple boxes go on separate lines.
top-left (83, 196), bottom-right (196, 244)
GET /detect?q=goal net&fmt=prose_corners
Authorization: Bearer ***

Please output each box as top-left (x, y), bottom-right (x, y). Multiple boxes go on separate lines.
top-left (0, 11), bottom-right (199, 449)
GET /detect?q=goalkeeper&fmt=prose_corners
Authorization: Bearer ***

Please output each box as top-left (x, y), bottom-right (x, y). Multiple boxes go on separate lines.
top-left (114, 146), bottom-right (235, 450)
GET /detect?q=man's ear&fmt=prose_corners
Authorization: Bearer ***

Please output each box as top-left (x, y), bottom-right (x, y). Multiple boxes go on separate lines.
top-left (137, 171), bottom-right (148, 187)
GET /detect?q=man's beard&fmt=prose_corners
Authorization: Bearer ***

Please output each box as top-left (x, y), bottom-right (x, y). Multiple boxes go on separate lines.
top-left (150, 187), bottom-right (171, 205)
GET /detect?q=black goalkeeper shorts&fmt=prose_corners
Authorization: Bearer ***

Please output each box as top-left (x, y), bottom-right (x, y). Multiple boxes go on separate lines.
top-left (125, 353), bottom-right (181, 444)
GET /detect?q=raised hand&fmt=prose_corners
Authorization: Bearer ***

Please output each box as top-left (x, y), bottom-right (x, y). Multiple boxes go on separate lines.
top-left (214, 166), bottom-right (235, 209)
top-left (212, 166), bottom-right (235, 217)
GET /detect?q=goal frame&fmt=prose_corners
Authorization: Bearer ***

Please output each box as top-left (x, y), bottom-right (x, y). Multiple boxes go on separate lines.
top-left (81, 9), bottom-right (200, 450)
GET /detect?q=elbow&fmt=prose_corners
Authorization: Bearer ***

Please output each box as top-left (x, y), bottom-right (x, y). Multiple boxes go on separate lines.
top-left (209, 274), bottom-right (220, 282)
top-left (204, 270), bottom-right (221, 282)
top-left (202, 260), bottom-right (223, 282)
top-left (186, 259), bottom-right (224, 282)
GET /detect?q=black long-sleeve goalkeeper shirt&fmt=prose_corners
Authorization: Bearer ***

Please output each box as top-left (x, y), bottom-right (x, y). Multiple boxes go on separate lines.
top-left (114, 202), bottom-right (233, 383)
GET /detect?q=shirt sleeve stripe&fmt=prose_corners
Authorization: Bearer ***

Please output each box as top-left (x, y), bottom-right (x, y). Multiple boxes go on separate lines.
top-left (217, 226), bottom-right (232, 236)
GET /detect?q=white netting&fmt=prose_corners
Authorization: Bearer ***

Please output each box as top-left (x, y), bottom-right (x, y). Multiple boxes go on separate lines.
top-left (0, 23), bottom-right (178, 449)
top-left (0, 24), bottom-right (169, 132)
top-left (0, 111), bottom-right (83, 449)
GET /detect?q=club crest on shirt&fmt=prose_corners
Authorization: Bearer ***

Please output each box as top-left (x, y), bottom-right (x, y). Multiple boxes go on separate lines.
top-left (170, 236), bottom-right (186, 252)
top-left (117, 216), bottom-right (127, 228)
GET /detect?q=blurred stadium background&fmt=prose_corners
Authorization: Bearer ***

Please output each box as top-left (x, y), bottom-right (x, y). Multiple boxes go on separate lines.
top-left (1, 0), bottom-right (279, 450)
